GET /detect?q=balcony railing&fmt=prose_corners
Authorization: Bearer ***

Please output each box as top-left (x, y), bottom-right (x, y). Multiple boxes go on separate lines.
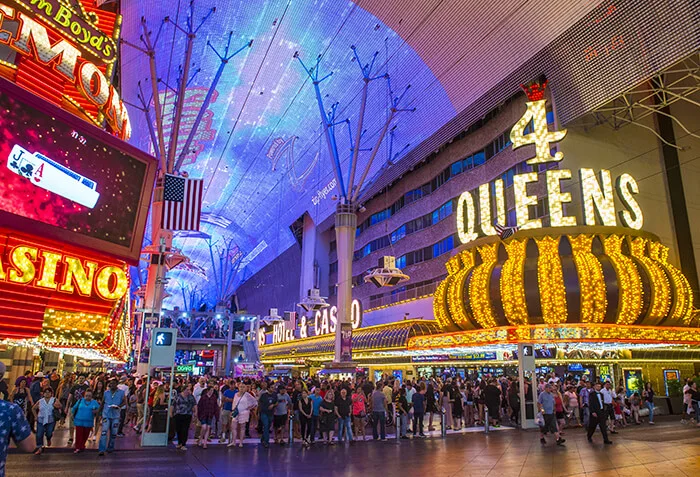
top-left (367, 281), bottom-right (438, 309)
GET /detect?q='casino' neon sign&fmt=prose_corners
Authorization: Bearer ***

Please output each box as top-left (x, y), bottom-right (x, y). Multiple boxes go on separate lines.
top-left (457, 81), bottom-right (643, 244)
top-left (0, 1), bottom-right (130, 139)
top-left (269, 299), bottom-right (363, 345)
top-left (0, 242), bottom-right (129, 301)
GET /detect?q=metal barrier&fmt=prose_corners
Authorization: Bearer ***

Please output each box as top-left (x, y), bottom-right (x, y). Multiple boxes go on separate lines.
top-left (484, 409), bottom-right (490, 434)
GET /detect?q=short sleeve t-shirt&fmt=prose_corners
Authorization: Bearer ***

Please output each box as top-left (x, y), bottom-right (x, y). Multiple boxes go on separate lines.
top-left (274, 393), bottom-right (292, 416)
top-left (0, 401), bottom-right (32, 477)
top-left (412, 392), bottom-right (426, 414)
top-left (335, 395), bottom-right (351, 418)
top-left (310, 394), bottom-right (323, 416)
top-left (538, 391), bottom-right (555, 414)
top-left (372, 390), bottom-right (386, 412)
top-left (223, 389), bottom-right (237, 412)
top-left (351, 393), bottom-right (365, 415)
top-left (70, 384), bottom-right (89, 404)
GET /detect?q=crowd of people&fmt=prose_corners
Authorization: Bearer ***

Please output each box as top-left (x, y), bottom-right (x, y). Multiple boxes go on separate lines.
top-left (2, 363), bottom-right (700, 464)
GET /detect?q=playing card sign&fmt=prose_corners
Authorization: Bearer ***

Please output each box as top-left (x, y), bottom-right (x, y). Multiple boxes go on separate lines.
top-left (8, 144), bottom-right (100, 208)
top-left (0, 78), bottom-right (156, 263)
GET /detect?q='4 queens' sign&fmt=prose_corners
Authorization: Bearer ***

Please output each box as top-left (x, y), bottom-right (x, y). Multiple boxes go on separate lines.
top-left (456, 80), bottom-right (643, 244)
top-left (0, 0), bottom-right (130, 139)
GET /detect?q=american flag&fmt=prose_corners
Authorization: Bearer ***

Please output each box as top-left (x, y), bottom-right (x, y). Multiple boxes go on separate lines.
top-left (494, 223), bottom-right (519, 240)
top-left (161, 174), bottom-right (203, 231)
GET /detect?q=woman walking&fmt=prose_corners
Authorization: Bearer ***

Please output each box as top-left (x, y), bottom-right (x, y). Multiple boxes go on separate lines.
top-left (228, 383), bottom-right (257, 448)
top-left (71, 389), bottom-right (100, 453)
top-left (172, 385), bottom-right (197, 451)
top-left (464, 384), bottom-right (475, 427)
top-left (297, 389), bottom-right (313, 448)
top-left (196, 385), bottom-right (218, 448)
top-left (32, 387), bottom-right (61, 455)
top-left (319, 390), bottom-right (336, 444)
top-left (90, 380), bottom-right (105, 441)
top-left (441, 383), bottom-right (453, 430)
top-left (642, 383), bottom-right (655, 425)
top-left (351, 387), bottom-right (367, 441)
top-left (11, 379), bottom-right (32, 422)
top-left (426, 382), bottom-right (438, 431)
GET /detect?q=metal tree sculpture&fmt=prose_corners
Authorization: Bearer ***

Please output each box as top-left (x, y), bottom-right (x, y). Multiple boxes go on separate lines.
top-left (295, 47), bottom-right (414, 364)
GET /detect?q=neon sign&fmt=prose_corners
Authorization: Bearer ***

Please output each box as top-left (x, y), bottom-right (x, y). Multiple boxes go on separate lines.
top-left (0, 240), bottom-right (129, 301)
top-left (270, 299), bottom-right (363, 345)
top-left (0, 1), bottom-right (130, 139)
top-left (457, 81), bottom-right (643, 244)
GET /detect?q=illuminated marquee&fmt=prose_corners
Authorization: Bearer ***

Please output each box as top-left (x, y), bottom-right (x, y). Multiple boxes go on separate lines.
top-left (0, 238), bottom-right (128, 301)
top-left (0, 1), bottom-right (130, 139)
top-left (457, 81), bottom-right (643, 244)
top-left (270, 299), bottom-right (363, 345)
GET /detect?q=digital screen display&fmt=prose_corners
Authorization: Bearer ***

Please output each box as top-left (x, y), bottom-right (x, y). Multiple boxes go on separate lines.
top-left (0, 79), bottom-right (156, 262)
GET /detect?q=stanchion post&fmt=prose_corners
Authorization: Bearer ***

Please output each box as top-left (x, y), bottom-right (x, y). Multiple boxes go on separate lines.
top-left (288, 413), bottom-right (294, 446)
top-left (441, 409), bottom-right (446, 437)
top-left (484, 409), bottom-right (490, 434)
top-left (395, 408), bottom-right (401, 442)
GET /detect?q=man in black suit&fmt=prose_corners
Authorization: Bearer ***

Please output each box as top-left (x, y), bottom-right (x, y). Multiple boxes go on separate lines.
top-left (587, 382), bottom-right (612, 444)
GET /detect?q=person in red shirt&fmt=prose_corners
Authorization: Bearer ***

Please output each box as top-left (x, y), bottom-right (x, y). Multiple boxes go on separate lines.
top-left (196, 386), bottom-right (219, 449)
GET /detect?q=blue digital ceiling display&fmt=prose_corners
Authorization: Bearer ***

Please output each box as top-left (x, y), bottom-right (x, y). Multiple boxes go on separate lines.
top-left (120, 1), bottom-right (455, 307)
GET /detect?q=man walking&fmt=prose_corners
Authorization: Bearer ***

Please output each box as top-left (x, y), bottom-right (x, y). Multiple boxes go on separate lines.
top-left (371, 381), bottom-right (387, 441)
top-left (98, 379), bottom-right (126, 456)
top-left (538, 383), bottom-right (565, 446)
top-left (601, 381), bottom-right (617, 434)
top-left (411, 384), bottom-right (427, 437)
top-left (257, 381), bottom-right (277, 448)
top-left (579, 380), bottom-right (591, 428)
top-left (587, 382), bottom-right (613, 445)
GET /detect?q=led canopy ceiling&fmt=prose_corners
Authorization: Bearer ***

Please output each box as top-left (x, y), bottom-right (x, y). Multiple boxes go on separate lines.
top-left (120, 1), bottom-right (601, 306)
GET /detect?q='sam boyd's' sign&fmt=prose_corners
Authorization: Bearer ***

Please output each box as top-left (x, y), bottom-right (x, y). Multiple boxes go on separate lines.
top-left (0, 0), bottom-right (130, 139)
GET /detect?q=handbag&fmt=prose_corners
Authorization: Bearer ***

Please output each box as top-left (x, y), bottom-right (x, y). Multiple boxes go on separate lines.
top-left (535, 411), bottom-right (545, 427)
top-left (52, 398), bottom-right (62, 421)
top-left (232, 400), bottom-right (240, 419)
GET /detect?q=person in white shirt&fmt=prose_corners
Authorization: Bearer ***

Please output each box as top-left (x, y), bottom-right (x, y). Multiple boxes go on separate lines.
top-left (405, 382), bottom-right (416, 433)
top-left (227, 383), bottom-right (257, 448)
top-left (193, 377), bottom-right (207, 404)
top-left (601, 381), bottom-right (617, 433)
top-left (682, 378), bottom-right (693, 423)
top-left (192, 377), bottom-right (207, 440)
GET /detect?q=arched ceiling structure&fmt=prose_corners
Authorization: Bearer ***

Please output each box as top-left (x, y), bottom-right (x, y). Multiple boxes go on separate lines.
top-left (119, 0), bottom-right (601, 307)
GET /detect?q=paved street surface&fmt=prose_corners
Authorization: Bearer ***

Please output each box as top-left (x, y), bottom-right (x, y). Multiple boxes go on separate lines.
top-left (7, 416), bottom-right (700, 477)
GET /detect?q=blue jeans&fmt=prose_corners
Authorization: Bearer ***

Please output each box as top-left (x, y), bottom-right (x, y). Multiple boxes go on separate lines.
top-left (310, 415), bottom-right (319, 442)
top-left (372, 411), bottom-right (386, 439)
top-left (582, 406), bottom-right (590, 428)
top-left (399, 414), bottom-right (408, 437)
top-left (338, 416), bottom-right (353, 441)
top-left (99, 417), bottom-right (119, 453)
top-left (646, 401), bottom-right (654, 423)
top-left (36, 421), bottom-right (55, 447)
top-left (260, 413), bottom-right (272, 444)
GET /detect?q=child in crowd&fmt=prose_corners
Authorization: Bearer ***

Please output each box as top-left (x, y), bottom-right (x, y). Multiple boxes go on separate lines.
top-left (613, 396), bottom-right (626, 428)
top-left (126, 392), bottom-right (138, 427)
top-left (630, 392), bottom-right (641, 425)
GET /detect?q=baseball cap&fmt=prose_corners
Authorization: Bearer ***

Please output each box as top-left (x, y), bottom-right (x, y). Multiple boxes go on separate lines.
top-left (35, 371), bottom-right (45, 378)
